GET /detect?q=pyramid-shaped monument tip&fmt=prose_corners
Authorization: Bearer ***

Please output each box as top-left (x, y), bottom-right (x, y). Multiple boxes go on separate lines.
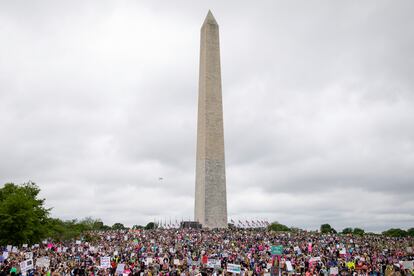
top-left (203, 10), bottom-right (218, 26)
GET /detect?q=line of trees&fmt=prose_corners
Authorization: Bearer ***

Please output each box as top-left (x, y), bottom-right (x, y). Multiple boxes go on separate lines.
top-left (2, 182), bottom-right (414, 245)
top-left (0, 182), bottom-right (156, 245)
top-left (267, 222), bottom-right (414, 238)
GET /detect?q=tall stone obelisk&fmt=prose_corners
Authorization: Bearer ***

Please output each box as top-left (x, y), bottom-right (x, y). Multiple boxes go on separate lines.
top-left (194, 10), bottom-right (228, 229)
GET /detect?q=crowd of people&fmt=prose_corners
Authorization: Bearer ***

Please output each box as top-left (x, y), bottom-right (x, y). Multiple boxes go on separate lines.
top-left (1, 228), bottom-right (413, 276)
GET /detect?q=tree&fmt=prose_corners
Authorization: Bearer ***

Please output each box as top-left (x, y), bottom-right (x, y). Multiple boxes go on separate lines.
top-left (145, 222), bottom-right (157, 230)
top-left (382, 228), bottom-right (407, 237)
top-left (353, 228), bottom-right (365, 236)
top-left (0, 182), bottom-right (50, 245)
top-left (112, 223), bottom-right (126, 230)
top-left (342, 227), bottom-right (353, 234)
top-left (132, 225), bottom-right (144, 230)
top-left (407, 228), bottom-right (414, 237)
top-left (47, 218), bottom-right (80, 241)
top-left (268, 222), bottom-right (290, 232)
top-left (320, 224), bottom-right (336, 234)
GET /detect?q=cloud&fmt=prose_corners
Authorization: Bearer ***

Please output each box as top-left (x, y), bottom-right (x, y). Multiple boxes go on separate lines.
top-left (0, 0), bottom-right (413, 232)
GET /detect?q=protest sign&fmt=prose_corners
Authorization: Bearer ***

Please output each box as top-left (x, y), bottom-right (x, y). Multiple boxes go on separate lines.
top-left (22, 244), bottom-right (28, 248)
top-left (11, 246), bottom-right (18, 253)
top-left (75, 240), bottom-right (81, 245)
top-left (36, 257), bottom-right (50, 268)
top-left (285, 261), bottom-right (293, 271)
top-left (227, 263), bottom-right (241, 274)
top-left (207, 259), bottom-right (221, 269)
top-left (2, 252), bottom-right (9, 260)
top-left (20, 259), bottom-right (34, 272)
top-left (116, 263), bottom-right (125, 275)
top-left (145, 257), bottom-right (153, 265)
top-left (271, 245), bottom-right (283, 256)
top-left (24, 252), bottom-right (33, 260)
top-left (6, 245), bottom-right (12, 252)
top-left (100, 256), bottom-right (111, 268)
top-left (329, 267), bottom-right (339, 275)
top-left (309, 257), bottom-right (321, 262)
top-left (174, 259), bottom-right (180, 265)
top-left (401, 261), bottom-right (413, 270)
top-left (346, 261), bottom-right (355, 270)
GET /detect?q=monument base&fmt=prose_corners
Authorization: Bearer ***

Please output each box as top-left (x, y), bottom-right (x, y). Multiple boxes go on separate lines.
top-left (180, 221), bottom-right (202, 229)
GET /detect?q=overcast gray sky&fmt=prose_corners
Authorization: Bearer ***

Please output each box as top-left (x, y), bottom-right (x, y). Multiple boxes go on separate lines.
top-left (1, 0), bottom-right (413, 232)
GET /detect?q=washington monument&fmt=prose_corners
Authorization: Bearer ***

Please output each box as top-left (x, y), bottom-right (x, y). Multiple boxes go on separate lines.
top-left (194, 11), bottom-right (228, 229)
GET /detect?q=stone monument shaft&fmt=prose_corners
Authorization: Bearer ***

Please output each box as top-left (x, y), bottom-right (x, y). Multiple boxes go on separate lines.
top-left (194, 11), bottom-right (228, 228)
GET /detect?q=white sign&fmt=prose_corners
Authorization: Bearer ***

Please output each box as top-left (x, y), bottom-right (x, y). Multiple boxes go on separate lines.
top-left (207, 259), bottom-right (221, 269)
top-left (329, 267), bottom-right (339, 275)
top-left (227, 263), bottom-right (241, 274)
top-left (100, 257), bottom-right (111, 268)
top-left (2, 252), bottom-right (9, 259)
top-left (36, 257), bottom-right (50, 268)
top-left (25, 252), bottom-right (33, 260)
top-left (309, 257), bottom-right (321, 262)
top-left (22, 244), bottom-right (28, 248)
top-left (6, 245), bottom-right (12, 252)
top-left (75, 240), bottom-right (81, 245)
top-left (174, 259), bottom-right (180, 265)
top-left (20, 259), bottom-right (34, 272)
top-left (11, 246), bottom-right (18, 253)
top-left (285, 261), bottom-right (293, 271)
top-left (116, 263), bottom-right (125, 274)
top-left (402, 261), bottom-right (414, 270)
top-left (145, 257), bottom-right (153, 265)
